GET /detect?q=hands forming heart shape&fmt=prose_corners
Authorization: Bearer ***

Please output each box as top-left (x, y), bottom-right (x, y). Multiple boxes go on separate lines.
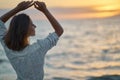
top-left (1, 0), bottom-right (64, 37)
top-left (15, 1), bottom-right (47, 13)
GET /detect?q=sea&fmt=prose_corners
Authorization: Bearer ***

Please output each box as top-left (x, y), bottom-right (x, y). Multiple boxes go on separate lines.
top-left (0, 9), bottom-right (120, 80)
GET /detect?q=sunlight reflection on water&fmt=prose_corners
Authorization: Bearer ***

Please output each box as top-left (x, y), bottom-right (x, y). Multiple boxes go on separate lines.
top-left (0, 17), bottom-right (120, 80)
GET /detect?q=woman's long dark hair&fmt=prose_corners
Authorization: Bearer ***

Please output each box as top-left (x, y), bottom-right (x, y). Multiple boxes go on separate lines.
top-left (5, 14), bottom-right (30, 51)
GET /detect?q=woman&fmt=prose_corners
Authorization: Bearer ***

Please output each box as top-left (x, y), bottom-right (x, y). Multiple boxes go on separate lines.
top-left (0, 1), bottom-right (63, 80)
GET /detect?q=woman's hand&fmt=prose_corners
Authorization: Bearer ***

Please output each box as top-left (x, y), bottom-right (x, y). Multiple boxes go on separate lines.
top-left (15, 1), bottom-right (34, 12)
top-left (34, 1), bottom-right (47, 13)
top-left (34, 1), bottom-right (64, 37)
top-left (0, 1), bottom-right (34, 23)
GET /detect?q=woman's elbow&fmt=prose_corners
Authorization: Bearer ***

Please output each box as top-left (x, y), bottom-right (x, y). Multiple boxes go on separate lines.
top-left (59, 28), bottom-right (64, 37)
top-left (56, 28), bottom-right (64, 37)
top-left (61, 29), bottom-right (64, 35)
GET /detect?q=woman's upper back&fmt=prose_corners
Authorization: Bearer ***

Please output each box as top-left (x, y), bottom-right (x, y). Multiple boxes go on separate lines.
top-left (0, 19), bottom-right (59, 80)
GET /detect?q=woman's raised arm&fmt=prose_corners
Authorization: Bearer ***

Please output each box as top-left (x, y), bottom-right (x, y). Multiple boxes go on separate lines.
top-left (0, 1), bottom-right (34, 23)
top-left (34, 1), bottom-right (64, 37)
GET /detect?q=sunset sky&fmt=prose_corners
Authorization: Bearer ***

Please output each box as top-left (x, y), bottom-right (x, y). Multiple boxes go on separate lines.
top-left (0, 0), bottom-right (120, 19)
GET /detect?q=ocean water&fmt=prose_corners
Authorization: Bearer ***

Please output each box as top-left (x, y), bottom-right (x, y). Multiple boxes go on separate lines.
top-left (0, 9), bottom-right (120, 80)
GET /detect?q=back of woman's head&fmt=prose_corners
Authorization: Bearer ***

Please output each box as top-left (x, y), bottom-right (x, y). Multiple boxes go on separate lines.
top-left (5, 13), bottom-right (31, 51)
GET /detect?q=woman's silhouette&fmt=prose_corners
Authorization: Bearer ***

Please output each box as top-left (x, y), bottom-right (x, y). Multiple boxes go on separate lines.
top-left (0, 1), bottom-right (63, 80)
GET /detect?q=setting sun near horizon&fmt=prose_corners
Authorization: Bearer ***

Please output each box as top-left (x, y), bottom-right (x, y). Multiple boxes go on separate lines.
top-left (0, 0), bottom-right (120, 19)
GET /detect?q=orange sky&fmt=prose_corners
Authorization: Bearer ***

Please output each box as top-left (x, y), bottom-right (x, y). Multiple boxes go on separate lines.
top-left (0, 0), bottom-right (120, 8)
top-left (0, 0), bottom-right (120, 19)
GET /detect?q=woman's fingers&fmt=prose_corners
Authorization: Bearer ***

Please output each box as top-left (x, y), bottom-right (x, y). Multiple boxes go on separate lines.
top-left (16, 1), bottom-right (46, 11)
top-left (25, 1), bottom-right (34, 8)
top-left (15, 0), bottom-right (35, 12)
top-left (27, 1), bottom-right (34, 8)
top-left (34, 3), bottom-right (39, 9)
top-left (34, 1), bottom-right (47, 12)
top-left (35, 1), bottom-right (44, 6)
top-left (35, 1), bottom-right (46, 8)
top-left (34, 2), bottom-right (41, 10)
top-left (22, 1), bottom-right (34, 9)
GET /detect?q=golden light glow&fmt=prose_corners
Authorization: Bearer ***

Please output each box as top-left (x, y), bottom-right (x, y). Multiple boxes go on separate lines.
top-left (0, 0), bottom-right (120, 8)
top-left (54, 11), bottom-right (120, 19)
top-left (90, 3), bottom-right (120, 18)
top-left (93, 5), bottom-right (120, 11)
top-left (0, 0), bottom-right (120, 19)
